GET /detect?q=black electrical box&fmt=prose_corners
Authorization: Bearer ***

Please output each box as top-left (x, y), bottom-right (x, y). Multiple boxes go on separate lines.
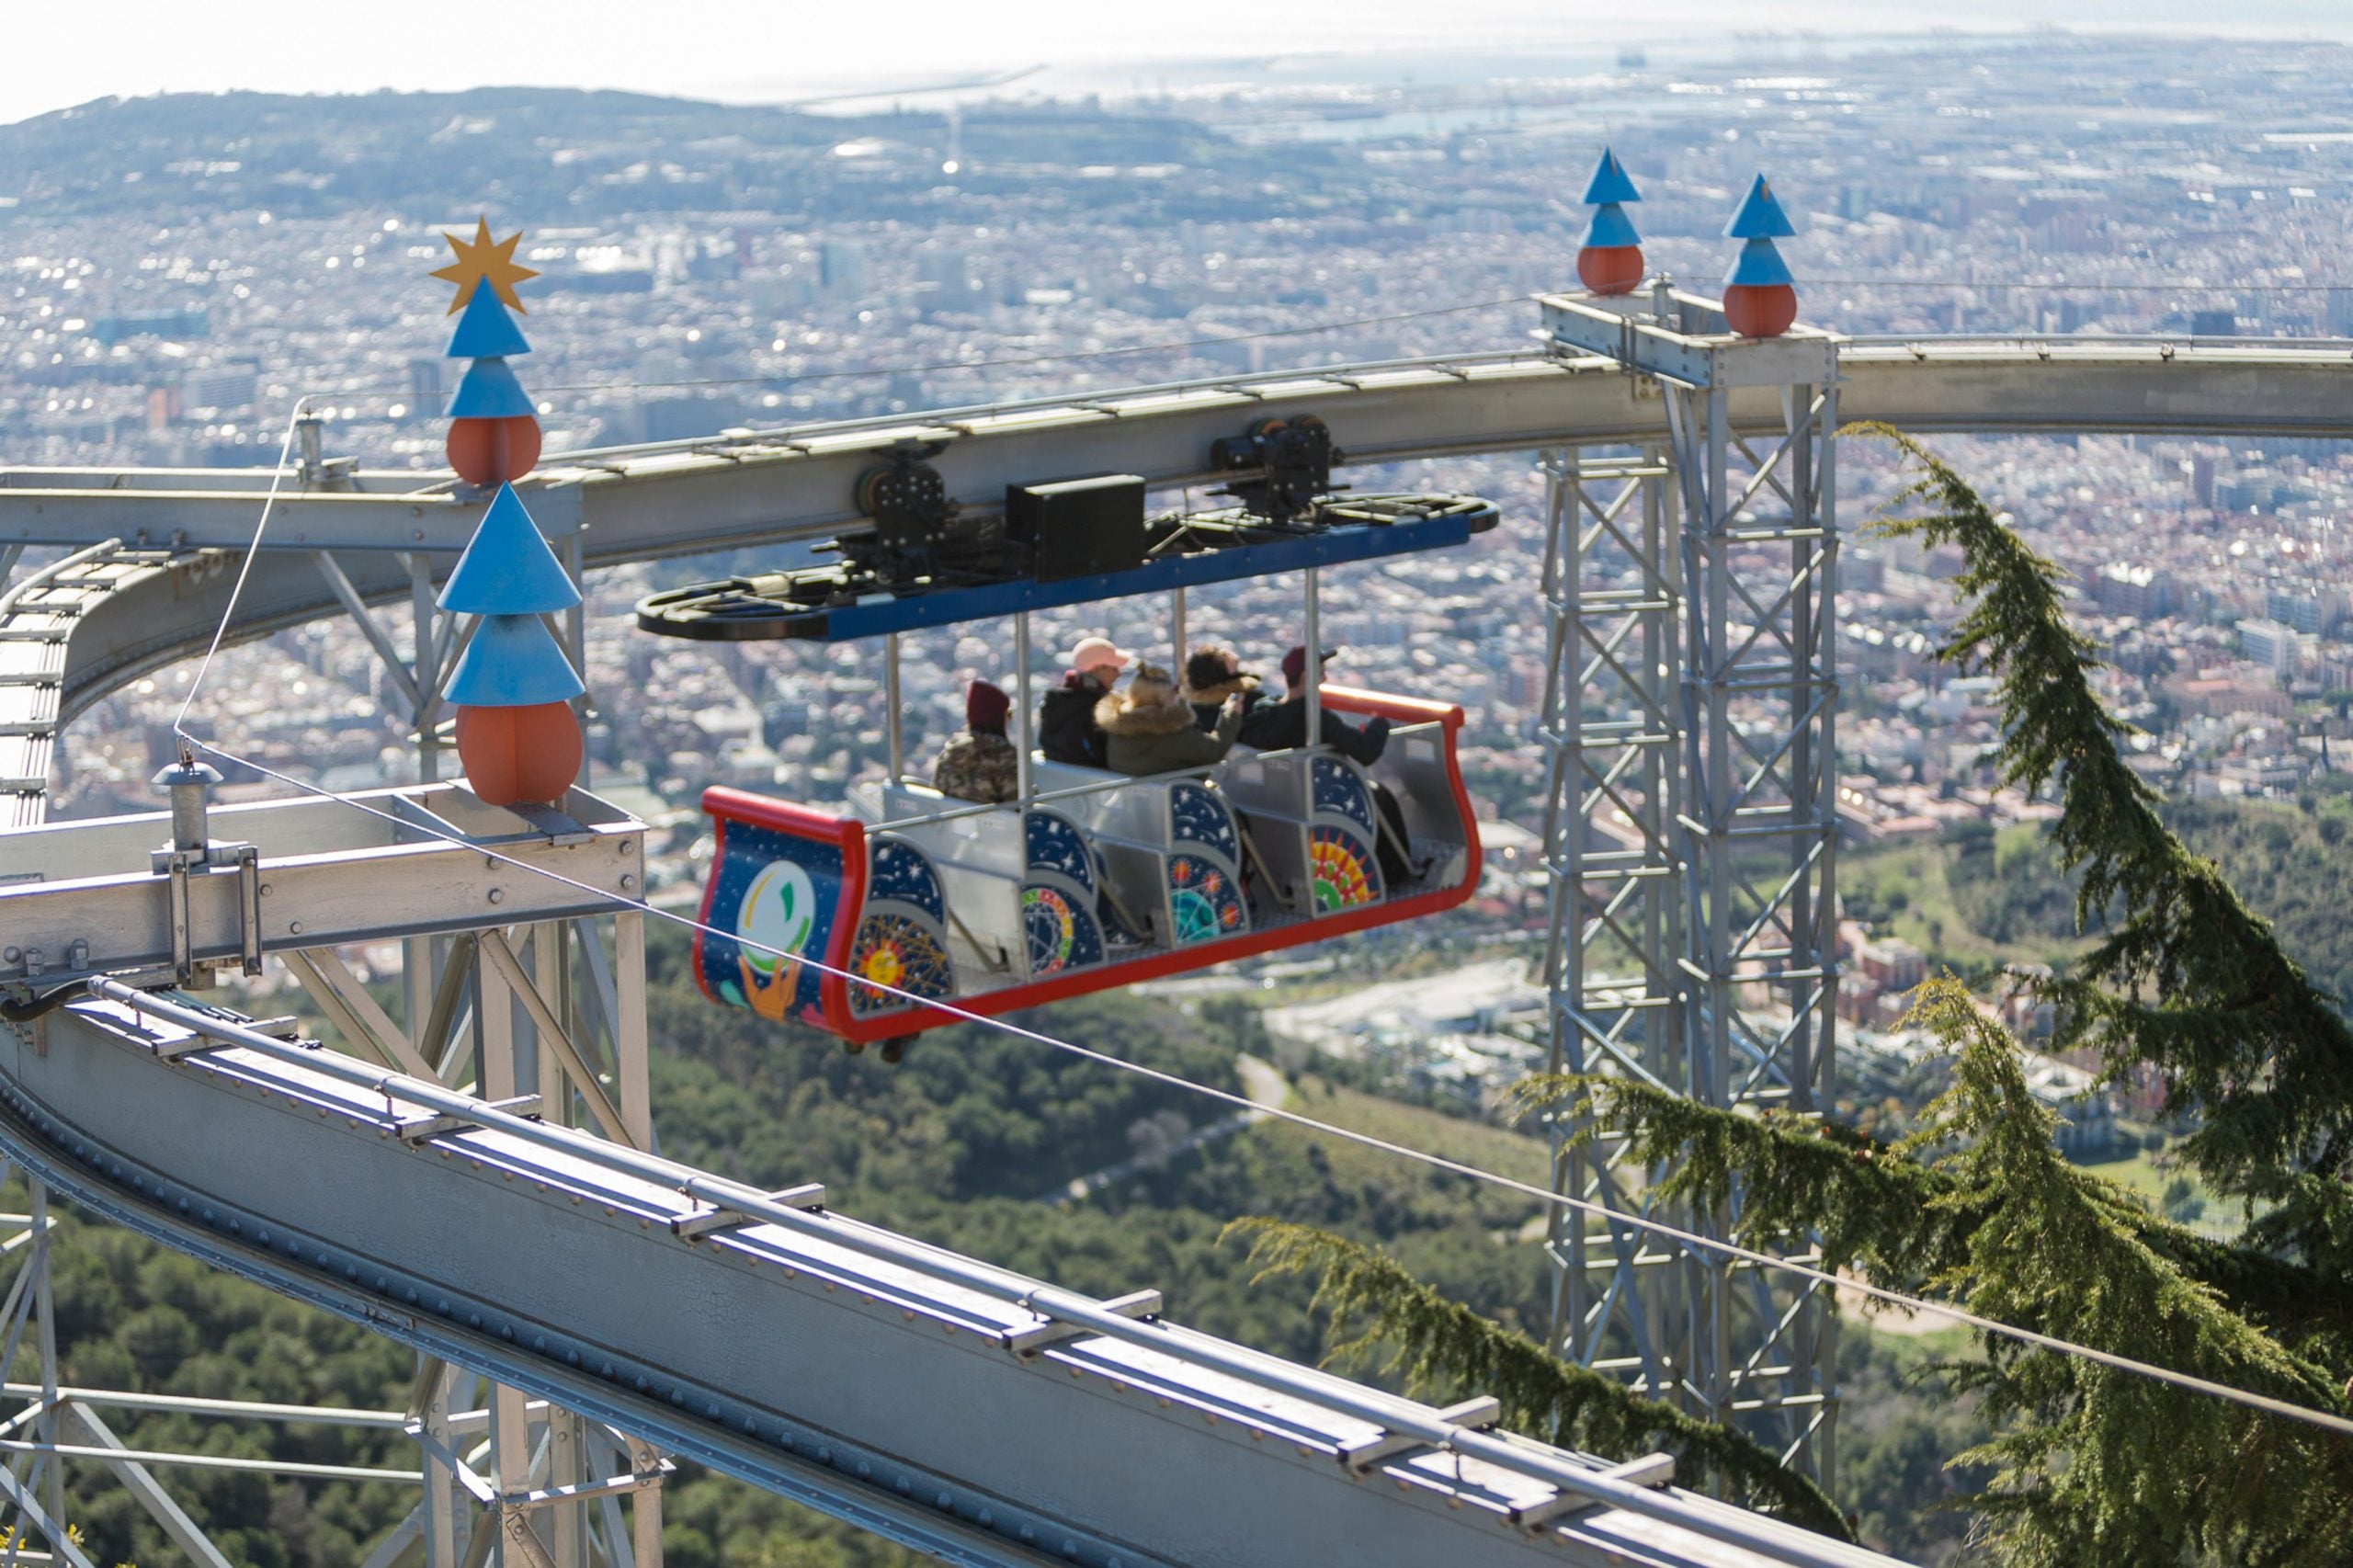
top-left (1006, 474), bottom-right (1148, 582)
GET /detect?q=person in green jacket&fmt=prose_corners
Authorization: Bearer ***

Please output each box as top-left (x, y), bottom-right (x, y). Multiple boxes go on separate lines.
top-left (1096, 664), bottom-right (1244, 777)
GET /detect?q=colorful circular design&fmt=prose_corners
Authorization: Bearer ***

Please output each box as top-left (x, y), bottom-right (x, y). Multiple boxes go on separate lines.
top-left (1168, 854), bottom-right (1245, 945)
top-left (1310, 828), bottom-right (1377, 912)
top-left (1023, 885), bottom-right (1078, 974)
top-left (848, 914), bottom-right (953, 1014)
top-left (737, 859), bottom-right (817, 978)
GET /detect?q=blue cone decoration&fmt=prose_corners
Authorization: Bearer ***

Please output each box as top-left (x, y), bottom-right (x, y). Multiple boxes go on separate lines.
top-left (1725, 174), bottom-right (1797, 240)
top-left (1580, 147), bottom-right (1642, 207)
top-left (445, 286), bottom-right (533, 360)
top-left (1581, 203), bottom-right (1641, 250)
top-left (444, 356), bottom-right (538, 419)
top-left (446, 612), bottom-right (585, 707)
top-left (439, 483), bottom-right (582, 615)
top-left (1724, 237), bottom-right (1795, 289)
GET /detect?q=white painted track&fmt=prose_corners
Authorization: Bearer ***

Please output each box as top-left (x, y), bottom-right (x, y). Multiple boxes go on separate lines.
top-left (0, 336), bottom-right (2345, 726)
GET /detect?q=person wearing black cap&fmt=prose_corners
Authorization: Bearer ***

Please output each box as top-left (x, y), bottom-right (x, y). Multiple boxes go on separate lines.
top-left (1239, 645), bottom-right (1414, 886)
top-left (1238, 645), bottom-right (1392, 765)
top-left (932, 679), bottom-right (1019, 803)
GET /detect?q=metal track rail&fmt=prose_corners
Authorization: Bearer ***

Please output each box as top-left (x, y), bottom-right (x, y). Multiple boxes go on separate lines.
top-left (0, 541), bottom-right (187, 829)
top-left (0, 335), bottom-right (2339, 756)
top-left (0, 986), bottom-right (1893, 1568)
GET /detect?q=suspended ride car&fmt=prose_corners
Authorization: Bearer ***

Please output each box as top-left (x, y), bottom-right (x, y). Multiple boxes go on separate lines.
top-left (643, 417), bottom-right (1493, 1055)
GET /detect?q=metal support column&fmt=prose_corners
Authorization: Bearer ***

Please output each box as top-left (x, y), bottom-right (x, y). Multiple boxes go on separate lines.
top-left (1537, 287), bottom-right (1842, 1486)
top-left (1663, 372), bottom-right (1840, 1483)
top-left (1538, 448), bottom-right (1682, 1398)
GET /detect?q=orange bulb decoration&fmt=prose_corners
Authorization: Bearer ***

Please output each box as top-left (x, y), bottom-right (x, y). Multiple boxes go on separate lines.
top-left (446, 415), bottom-right (543, 487)
top-left (1576, 246), bottom-right (1643, 296)
top-left (455, 701), bottom-right (583, 808)
top-left (1722, 284), bottom-right (1799, 340)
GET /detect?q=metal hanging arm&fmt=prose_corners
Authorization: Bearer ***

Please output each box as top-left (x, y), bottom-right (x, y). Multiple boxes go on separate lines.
top-left (884, 632), bottom-right (904, 785)
top-left (1302, 566), bottom-right (1322, 748)
top-left (1013, 613), bottom-right (1032, 807)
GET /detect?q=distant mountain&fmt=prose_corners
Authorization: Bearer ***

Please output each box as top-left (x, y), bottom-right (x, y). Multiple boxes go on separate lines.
top-left (0, 87), bottom-right (1347, 222)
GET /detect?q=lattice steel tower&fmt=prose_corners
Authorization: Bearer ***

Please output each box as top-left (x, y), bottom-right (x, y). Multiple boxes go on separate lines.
top-left (1534, 282), bottom-right (1843, 1484)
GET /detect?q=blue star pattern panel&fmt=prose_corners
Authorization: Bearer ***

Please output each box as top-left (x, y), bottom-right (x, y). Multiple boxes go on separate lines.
top-left (1313, 756), bottom-right (1377, 835)
top-left (699, 822), bottom-right (847, 1028)
top-left (1021, 808), bottom-right (1107, 977)
top-left (1168, 782), bottom-right (1240, 860)
top-left (1024, 810), bottom-right (1097, 895)
top-left (868, 836), bottom-right (948, 924)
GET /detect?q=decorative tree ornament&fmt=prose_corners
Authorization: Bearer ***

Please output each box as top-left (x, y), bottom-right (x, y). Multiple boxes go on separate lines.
top-left (429, 217), bottom-right (540, 313)
top-left (1721, 174), bottom-right (1799, 338)
top-left (444, 284), bottom-right (533, 357)
top-left (1575, 146), bottom-right (1644, 297)
top-left (439, 259), bottom-right (543, 485)
top-left (428, 220), bottom-right (584, 809)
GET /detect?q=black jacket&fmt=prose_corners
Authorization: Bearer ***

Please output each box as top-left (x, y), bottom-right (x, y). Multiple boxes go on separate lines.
top-left (1186, 674), bottom-right (1263, 733)
top-left (1039, 672), bottom-right (1112, 767)
top-left (1238, 696), bottom-right (1390, 765)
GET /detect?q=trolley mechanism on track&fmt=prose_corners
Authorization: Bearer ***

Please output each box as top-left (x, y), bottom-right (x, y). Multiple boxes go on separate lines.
top-left (633, 416), bottom-right (1497, 643)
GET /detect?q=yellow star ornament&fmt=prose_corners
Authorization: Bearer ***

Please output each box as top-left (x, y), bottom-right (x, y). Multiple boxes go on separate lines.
top-left (430, 218), bottom-right (540, 314)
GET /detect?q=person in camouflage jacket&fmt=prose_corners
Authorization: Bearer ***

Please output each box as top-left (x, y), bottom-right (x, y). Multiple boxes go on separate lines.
top-left (931, 679), bottom-right (1019, 803)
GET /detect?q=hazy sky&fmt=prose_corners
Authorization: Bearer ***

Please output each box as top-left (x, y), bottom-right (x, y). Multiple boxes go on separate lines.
top-left (9, 0), bottom-right (2350, 125)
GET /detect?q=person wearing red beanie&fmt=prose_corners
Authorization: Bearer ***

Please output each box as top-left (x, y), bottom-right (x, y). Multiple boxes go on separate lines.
top-left (932, 678), bottom-right (1018, 802)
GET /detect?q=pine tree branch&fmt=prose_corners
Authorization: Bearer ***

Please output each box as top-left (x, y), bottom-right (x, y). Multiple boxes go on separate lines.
top-left (1221, 1217), bottom-right (1854, 1540)
top-left (1844, 422), bottom-right (2353, 1240)
top-left (1899, 979), bottom-right (2353, 1567)
top-left (1515, 1072), bottom-right (2352, 1364)
top-left (1512, 1073), bottom-right (1975, 1289)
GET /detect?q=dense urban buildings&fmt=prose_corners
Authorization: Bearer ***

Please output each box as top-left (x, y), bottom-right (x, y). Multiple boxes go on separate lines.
top-left (6, 31), bottom-right (2347, 934)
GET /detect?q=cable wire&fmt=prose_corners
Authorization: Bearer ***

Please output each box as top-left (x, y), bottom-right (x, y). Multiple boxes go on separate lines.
top-left (171, 403), bottom-right (309, 733)
top-left (153, 722), bottom-right (2353, 1444)
top-left (296, 293), bottom-right (1543, 405)
top-left (153, 356), bottom-right (2353, 1445)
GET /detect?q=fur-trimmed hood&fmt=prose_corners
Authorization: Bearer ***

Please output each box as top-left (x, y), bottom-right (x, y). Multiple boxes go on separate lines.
top-left (1183, 673), bottom-right (1258, 706)
top-left (1096, 693), bottom-right (1201, 736)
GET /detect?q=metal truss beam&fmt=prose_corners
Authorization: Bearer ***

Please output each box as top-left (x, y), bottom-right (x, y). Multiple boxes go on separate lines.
top-left (1537, 290), bottom-right (1842, 1489)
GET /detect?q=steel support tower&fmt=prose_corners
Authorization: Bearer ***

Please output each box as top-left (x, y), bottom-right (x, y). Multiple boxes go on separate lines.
top-left (1536, 285), bottom-right (1841, 1484)
top-left (0, 488), bottom-right (665, 1568)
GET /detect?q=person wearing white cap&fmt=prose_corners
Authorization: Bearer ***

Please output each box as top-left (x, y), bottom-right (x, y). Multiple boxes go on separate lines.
top-left (1039, 634), bottom-right (1136, 767)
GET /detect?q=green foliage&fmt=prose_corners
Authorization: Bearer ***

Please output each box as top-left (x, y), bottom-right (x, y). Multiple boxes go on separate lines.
top-left (7, 1190), bottom-right (415, 1568)
top-left (1940, 821), bottom-right (2081, 949)
top-left (1517, 1073), bottom-right (1974, 1286)
top-left (2167, 797), bottom-right (2353, 1006)
top-left (1223, 1219), bottom-right (1852, 1539)
top-left (1526, 976), bottom-right (2353, 1563)
top-left (1902, 981), bottom-right (2353, 1566)
top-left (1835, 1330), bottom-right (1992, 1564)
top-left (1853, 423), bottom-right (2353, 1264)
